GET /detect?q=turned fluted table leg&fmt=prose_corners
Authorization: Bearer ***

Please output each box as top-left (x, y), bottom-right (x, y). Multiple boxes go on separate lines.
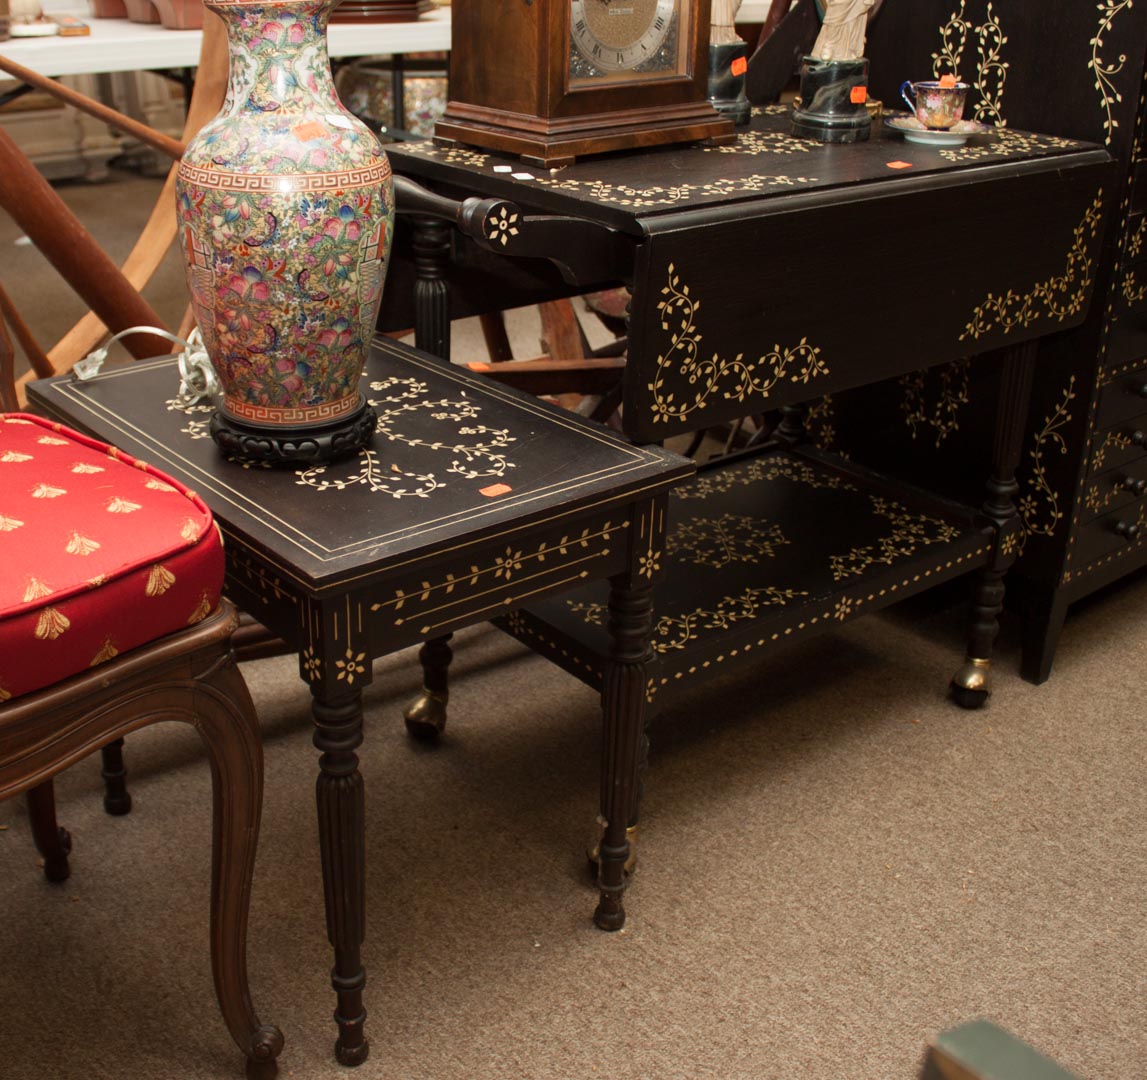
top-left (311, 686), bottom-right (369, 1065)
top-left (412, 215), bottom-right (452, 360)
top-left (594, 572), bottom-right (654, 931)
top-left (952, 340), bottom-right (1038, 709)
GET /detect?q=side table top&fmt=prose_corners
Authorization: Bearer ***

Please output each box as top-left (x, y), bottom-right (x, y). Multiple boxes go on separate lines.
top-left (28, 337), bottom-right (691, 594)
top-left (387, 107), bottom-right (1109, 235)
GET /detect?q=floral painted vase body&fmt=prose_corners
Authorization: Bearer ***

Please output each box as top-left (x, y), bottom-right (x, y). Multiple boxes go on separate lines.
top-left (176, 0), bottom-right (392, 463)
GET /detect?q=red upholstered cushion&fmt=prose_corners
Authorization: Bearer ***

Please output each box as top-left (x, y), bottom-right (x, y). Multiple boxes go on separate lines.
top-left (0, 413), bottom-right (224, 703)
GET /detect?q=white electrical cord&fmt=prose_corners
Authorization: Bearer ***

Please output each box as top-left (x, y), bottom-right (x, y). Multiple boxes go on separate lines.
top-left (72, 326), bottom-right (221, 408)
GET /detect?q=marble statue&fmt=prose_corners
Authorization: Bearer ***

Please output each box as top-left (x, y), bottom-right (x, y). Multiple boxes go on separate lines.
top-left (811, 0), bottom-right (876, 62)
top-left (711, 0), bottom-right (744, 45)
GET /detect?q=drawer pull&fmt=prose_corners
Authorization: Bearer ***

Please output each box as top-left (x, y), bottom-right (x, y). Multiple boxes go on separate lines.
top-left (1113, 520), bottom-right (1141, 540)
top-left (1133, 430), bottom-right (1146, 447)
top-left (1135, 383), bottom-right (1147, 399)
top-left (1120, 476), bottom-right (1147, 495)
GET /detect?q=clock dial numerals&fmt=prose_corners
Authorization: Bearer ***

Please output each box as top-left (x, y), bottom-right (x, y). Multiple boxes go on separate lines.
top-left (569, 0), bottom-right (686, 85)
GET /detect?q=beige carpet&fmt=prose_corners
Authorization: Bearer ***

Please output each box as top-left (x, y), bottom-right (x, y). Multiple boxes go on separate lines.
top-left (2, 170), bottom-right (1144, 1080)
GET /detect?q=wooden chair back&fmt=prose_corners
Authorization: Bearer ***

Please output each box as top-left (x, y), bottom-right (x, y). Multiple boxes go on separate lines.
top-left (0, 13), bottom-right (228, 406)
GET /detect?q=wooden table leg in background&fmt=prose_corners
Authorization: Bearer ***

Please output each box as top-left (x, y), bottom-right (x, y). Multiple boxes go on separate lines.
top-left (594, 570), bottom-right (654, 931)
top-left (951, 340), bottom-right (1039, 708)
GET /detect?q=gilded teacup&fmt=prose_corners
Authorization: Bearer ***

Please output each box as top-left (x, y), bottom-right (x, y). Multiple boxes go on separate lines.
top-left (899, 79), bottom-right (970, 130)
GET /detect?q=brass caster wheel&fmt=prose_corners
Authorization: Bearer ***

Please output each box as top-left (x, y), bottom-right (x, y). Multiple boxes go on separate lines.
top-left (950, 657), bottom-right (991, 710)
top-left (402, 689), bottom-right (447, 742)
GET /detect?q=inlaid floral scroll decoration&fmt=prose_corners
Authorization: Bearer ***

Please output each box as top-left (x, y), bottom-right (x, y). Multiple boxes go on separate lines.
top-left (960, 192), bottom-right (1104, 341)
top-left (1016, 376), bottom-right (1076, 551)
top-left (1090, 1), bottom-right (1134, 146)
top-left (932, 0), bottom-right (1009, 126)
top-left (649, 264), bottom-right (829, 425)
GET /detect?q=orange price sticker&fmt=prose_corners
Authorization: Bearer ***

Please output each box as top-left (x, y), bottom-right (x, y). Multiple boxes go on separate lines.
top-left (939, 74), bottom-right (958, 88)
top-left (850, 85), bottom-right (868, 104)
top-left (479, 483), bottom-right (513, 498)
top-left (886, 160), bottom-right (914, 169)
top-left (468, 362), bottom-right (492, 371)
top-left (731, 56), bottom-right (748, 77)
top-left (292, 122), bottom-right (326, 142)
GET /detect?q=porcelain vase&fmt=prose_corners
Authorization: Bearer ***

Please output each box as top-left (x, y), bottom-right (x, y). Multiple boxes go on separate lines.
top-left (176, 0), bottom-right (393, 465)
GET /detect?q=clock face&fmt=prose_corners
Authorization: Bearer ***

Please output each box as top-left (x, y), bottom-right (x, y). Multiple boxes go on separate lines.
top-left (569, 0), bottom-right (691, 87)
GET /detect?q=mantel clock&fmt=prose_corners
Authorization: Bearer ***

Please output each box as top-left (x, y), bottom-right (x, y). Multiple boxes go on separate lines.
top-left (436, 0), bottom-right (735, 166)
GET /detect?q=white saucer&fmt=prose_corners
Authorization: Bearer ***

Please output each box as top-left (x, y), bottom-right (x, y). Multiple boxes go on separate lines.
top-left (884, 114), bottom-right (993, 146)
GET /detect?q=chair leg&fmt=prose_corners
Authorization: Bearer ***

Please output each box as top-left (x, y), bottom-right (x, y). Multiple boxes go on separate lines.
top-left (194, 649), bottom-right (284, 1072)
top-left (100, 738), bottom-right (132, 815)
top-left (26, 780), bottom-right (72, 883)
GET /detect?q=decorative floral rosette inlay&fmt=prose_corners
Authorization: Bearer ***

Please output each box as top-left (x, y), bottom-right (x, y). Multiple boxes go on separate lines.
top-left (176, 0), bottom-right (394, 427)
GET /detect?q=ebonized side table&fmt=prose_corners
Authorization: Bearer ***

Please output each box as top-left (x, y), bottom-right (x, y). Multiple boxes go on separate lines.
top-left (28, 337), bottom-right (691, 1067)
top-left (381, 108), bottom-right (1114, 706)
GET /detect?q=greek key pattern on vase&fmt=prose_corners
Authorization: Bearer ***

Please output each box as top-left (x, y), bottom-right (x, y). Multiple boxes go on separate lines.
top-left (672, 455), bottom-right (858, 501)
top-left (1091, 1), bottom-right (1135, 146)
top-left (649, 263), bottom-right (829, 425)
top-left (294, 375), bottom-right (516, 497)
top-left (960, 192), bottom-right (1104, 341)
top-left (899, 359), bottom-right (970, 447)
top-left (665, 513), bottom-right (789, 569)
top-left (1017, 377), bottom-right (1075, 550)
top-left (932, 0), bottom-right (1009, 126)
top-left (178, 160), bottom-right (392, 193)
top-left (829, 496), bottom-right (963, 581)
top-left (373, 520), bottom-right (624, 636)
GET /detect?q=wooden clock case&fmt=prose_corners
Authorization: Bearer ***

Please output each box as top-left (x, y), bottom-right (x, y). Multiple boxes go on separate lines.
top-left (436, 0), bottom-right (735, 166)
